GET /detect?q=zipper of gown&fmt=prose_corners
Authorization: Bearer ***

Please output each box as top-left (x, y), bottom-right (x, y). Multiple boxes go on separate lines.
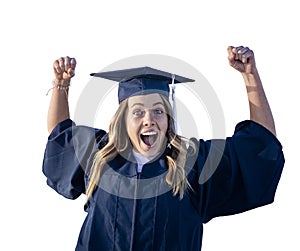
top-left (129, 170), bottom-right (141, 251)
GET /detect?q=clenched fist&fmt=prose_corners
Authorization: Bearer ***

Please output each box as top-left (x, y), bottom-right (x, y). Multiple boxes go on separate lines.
top-left (53, 56), bottom-right (77, 82)
top-left (227, 46), bottom-right (257, 74)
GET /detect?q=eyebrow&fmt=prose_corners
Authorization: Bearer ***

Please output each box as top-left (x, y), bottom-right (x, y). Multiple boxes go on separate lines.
top-left (130, 102), bottom-right (164, 108)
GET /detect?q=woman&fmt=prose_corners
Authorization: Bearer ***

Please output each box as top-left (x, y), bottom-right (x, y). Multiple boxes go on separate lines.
top-left (43, 46), bottom-right (284, 250)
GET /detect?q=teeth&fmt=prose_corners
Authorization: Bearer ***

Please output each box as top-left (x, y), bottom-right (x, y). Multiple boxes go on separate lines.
top-left (142, 131), bottom-right (157, 136)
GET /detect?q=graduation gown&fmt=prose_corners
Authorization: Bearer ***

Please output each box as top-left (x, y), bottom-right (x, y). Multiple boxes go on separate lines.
top-left (42, 119), bottom-right (284, 251)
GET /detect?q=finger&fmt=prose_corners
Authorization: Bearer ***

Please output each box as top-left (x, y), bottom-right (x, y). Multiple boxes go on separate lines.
top-left (237, 47), bottom-right (249, 62)
top-left (234, 46), bottom-right (244, 60)
top-left (235, 46), bottom-right (244, 51)
top-left (67, 68), bottom-right (75, 78)
top-left (236, 47), bottom-right (252, 63)
top-left (227, 46), bottom-right (236, 61)
top-left (70, 58), bottom-right (76, 70)
top-left (228, 46), bottom-right (243, 62)
top-left (64, 56), bottom-right (70, 71)
top-left (238, 47), bottom-right (249, 54)
top-left (241, 49), bottom-right (254, 64)
top-left (227, 46), bottom-right (234, 53)
top-left (53, 60), bottom-right (62, 74)
top-left (58, 57), bottom-right (65, 73)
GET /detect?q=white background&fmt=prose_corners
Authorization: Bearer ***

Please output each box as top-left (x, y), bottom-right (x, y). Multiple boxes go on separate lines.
top-left (0, 0), bottom-right (298, 250)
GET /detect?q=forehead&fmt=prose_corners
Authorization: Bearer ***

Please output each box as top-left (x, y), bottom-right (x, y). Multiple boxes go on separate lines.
top-left (127, 93), bottom-right (165, 107)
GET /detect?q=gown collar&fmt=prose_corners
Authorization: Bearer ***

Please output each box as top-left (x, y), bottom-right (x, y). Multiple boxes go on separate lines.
top-left (107, 150), bottom-right (168, 178)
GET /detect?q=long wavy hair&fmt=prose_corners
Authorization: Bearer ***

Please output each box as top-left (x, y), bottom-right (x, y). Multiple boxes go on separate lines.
top-left (86, 94), bottom-right (195, 199)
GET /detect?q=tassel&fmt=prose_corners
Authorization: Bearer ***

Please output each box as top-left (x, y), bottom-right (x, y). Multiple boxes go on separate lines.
top-left (171, 74), bottom-right (178, 133)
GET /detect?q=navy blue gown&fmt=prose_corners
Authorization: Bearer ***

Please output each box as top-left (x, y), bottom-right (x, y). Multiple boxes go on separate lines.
top-left (42, 119), bottom-right (284, 251)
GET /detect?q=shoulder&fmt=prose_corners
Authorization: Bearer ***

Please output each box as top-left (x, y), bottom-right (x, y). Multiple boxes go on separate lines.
top-left (48, 118), bottom-right (107, 147)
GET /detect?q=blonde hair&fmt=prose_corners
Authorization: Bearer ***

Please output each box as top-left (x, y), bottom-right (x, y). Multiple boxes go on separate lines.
top-left (86, 94), bottom-right (195, 199)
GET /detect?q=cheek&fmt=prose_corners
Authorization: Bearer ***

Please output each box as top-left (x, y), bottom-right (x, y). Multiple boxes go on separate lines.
top-left (158, 115), bottom-right (168, 134)
top-left (126, 118), bottom-right (140, 140)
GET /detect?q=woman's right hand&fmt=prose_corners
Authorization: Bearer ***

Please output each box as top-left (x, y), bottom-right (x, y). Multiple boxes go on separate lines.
top-left (53, 56), bottom-right (76, 83)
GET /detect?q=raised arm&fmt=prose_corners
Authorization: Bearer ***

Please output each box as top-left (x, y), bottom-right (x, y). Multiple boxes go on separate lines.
top-left (227, 46), bottom-right (276, 136)
top-left (47, 56), bottom-right (76, 134)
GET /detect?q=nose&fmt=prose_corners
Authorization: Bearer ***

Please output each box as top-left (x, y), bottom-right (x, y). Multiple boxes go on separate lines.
top-left (143, 111), bottom-right (155, 127)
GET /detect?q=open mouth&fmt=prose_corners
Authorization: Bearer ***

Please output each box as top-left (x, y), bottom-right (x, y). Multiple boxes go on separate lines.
top-left (140, 131), bottom-right (158, 147)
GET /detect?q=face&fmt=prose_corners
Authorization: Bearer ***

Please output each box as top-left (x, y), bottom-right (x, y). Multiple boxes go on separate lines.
top-left (126, 93), bottom-right (168, 157)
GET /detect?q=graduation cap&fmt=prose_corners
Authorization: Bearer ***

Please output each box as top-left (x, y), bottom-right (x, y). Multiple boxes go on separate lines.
top-left (90, 66), bottom-right (194, 103)
top-left (91, 66), bottom-right (195, 132)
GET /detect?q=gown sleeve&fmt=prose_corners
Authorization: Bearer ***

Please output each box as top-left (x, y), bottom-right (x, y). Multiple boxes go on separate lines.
top-left (190, 120), bottom-right (285, 223)
top-left (42, 119), bottom-right (106, 199)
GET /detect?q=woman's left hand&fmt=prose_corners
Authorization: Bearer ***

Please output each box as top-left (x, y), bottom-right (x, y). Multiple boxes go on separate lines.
top-left (227, 46), bottom-right (257, 74)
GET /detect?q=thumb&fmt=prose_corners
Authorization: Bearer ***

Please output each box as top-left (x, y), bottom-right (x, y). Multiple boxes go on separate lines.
top-left (227, 46), bottom-right (236, 61)
top-left (67, 68), bottom-right (75, 78)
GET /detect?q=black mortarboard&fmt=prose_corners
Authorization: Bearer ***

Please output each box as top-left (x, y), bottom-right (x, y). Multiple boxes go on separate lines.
top-left (90, 66), bottom-right (194, 103)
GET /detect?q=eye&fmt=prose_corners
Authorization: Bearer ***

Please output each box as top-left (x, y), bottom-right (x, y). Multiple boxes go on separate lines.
top-left (153, 109), bottom-right (164, 115)
top-left (133, 110), bottom-right (144, 117)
